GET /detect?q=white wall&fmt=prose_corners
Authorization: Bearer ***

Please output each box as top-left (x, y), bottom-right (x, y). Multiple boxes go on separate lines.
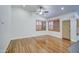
top-left (0, 5), bottom-right (11, 52)
top-left (77, 36), bottom-right (79, 41)
top-left (10, 7), bottom-right (47, 39)
top-left (75, 13), bottom-right (79, 41)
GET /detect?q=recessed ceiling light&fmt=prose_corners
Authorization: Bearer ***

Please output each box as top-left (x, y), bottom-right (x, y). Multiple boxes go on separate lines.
top-left (61, 7), bottom-right (64, 10)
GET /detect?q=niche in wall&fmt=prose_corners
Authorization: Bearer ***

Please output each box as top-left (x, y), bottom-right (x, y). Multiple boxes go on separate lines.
top-left (36, 20), bottom-right (46, 31)
top-left (48, 19), bottom-right (60, 32)
top-left (77, 19), bottom-right (79, 35)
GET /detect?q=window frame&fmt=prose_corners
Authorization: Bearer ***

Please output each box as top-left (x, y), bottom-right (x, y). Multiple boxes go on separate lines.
top-left (48, 19), bottom-right (60, 32)
top-left (36, 20), bottom-right (46, 31)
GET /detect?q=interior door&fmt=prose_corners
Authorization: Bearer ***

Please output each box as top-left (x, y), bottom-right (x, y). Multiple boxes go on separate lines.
top-left (62, 20), bottom-right (70, 40)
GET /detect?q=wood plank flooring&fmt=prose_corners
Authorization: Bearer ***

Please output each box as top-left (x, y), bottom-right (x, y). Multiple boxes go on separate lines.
top-left (6, 35), bottom-right (73, 53)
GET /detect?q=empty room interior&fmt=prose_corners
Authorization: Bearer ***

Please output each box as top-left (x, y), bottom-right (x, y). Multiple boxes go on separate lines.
top-left (0, 5), bottom-right (79, 53)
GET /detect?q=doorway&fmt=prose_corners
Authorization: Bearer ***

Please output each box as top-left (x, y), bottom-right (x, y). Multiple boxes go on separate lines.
top-left (62, 20), bottom-right (71, 40)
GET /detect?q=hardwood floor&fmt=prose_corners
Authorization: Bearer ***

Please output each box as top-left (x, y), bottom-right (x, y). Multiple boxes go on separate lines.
top-left (6, 35), bottom-right (73, 53)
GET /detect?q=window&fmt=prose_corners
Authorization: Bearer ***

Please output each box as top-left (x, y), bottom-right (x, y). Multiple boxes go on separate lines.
top-left (36, 20), bottom-right (46, 31)
top-left (48, 20), bottom-right (53, 30)
top-left (48, 19), bottom-right (60, 32)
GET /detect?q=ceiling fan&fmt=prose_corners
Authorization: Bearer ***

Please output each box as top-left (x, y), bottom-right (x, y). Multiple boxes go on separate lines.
top-left (37, 6), bottom-right (48, 15)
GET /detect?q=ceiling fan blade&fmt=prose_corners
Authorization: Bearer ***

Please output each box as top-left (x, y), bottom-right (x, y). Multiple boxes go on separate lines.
top-left (44, 11), bottom-right (48, 13)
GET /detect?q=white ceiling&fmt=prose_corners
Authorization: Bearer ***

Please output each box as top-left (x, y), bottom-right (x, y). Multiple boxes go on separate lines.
top-left (12, 5), bottom-right (79, 18)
